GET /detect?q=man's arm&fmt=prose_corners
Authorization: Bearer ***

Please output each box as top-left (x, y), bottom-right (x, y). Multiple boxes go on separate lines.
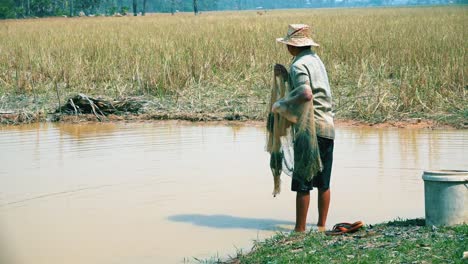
top-left (272, 65), bottom-right (312, 120)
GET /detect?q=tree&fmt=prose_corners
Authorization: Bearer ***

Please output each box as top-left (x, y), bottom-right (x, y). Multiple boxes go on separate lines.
top-left (0, 0), bottom-right (15, 18)
top-left (69, 0), bottom-right (73, 16)
top-left (76, 0), bottom-right (99, 14)
top-left (30, 0), bottom-right (53, 17)
top-left (193, 0), bottom-right (198, 15)
top-left (142, 0), bottom-right (146, 15)
top-left (132, 0), bottom-right (136, 15)
top-left (22, 0), bottom-right (32, 16)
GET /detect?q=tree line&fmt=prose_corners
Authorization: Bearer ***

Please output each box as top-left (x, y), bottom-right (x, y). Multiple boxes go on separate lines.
top-left (0, 0), bottom-right (459, 19)
top-left (3, 0), bottom-right (205, 18)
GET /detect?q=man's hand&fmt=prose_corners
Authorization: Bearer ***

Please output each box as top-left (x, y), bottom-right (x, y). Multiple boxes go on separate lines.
top-left (272, 99), bottom-right (298, 123)
top-left (274, 64), bottom-right (288, 79)
top-left (272, 101), bottom-right (284, 114)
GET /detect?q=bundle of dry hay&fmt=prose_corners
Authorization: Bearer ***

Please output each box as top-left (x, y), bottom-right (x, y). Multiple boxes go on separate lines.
top-left (58, 93), bottom-right (146, 120)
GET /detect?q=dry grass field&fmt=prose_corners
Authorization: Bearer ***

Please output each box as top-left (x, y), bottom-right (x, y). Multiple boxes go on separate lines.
top-left (0, 6), bottom-right (466, 124)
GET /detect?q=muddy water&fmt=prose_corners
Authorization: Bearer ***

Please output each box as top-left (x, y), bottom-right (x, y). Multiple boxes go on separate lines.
top-left (0, 122), bottom-right (466, 264)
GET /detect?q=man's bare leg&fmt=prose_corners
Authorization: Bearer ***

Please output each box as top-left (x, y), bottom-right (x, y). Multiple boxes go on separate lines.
top-left (295, 191), bottom-right (310, 232)
top-left (317, 188), bottom-right (330, 228)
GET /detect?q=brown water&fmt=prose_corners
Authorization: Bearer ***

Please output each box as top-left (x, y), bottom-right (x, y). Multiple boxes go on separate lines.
top-left (0, 122), bottom-right (467, 264)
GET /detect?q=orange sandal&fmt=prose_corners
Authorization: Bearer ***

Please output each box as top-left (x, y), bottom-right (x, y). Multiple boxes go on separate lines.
top-left (325, 221), bottom-right (364, 236)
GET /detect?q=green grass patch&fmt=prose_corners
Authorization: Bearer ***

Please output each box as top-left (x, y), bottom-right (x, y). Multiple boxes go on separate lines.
top-left (228, 219), bottom-right (467, 264)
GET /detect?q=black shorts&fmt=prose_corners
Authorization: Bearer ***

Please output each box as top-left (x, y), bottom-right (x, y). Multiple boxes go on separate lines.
top-left (291, 136), bottom-right (334, 192)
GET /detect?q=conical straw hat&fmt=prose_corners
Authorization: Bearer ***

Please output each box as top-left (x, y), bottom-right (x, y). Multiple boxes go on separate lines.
top-left (276, 24), bottom-right (319, 47)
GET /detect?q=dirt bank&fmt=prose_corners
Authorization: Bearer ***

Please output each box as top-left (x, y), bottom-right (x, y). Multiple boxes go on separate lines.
top-left (0, 110), bottom-right (459, 130)
top-left (0, 109), bottom-right (461, 130)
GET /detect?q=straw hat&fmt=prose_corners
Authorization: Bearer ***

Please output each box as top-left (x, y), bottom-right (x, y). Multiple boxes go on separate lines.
top-left (276, 24), bottom-right (319, 47)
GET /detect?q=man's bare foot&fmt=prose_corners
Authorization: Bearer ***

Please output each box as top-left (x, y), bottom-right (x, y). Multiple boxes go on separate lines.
top-left (294, 228), bottom-right (306, 233)
top-left (317, 226), bottom-right (326, 232)
top-left (306, 225), bottom-right (326, 233)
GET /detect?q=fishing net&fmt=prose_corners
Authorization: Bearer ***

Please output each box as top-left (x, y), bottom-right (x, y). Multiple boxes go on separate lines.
top-left (266, 69), bottom-right (323, 196)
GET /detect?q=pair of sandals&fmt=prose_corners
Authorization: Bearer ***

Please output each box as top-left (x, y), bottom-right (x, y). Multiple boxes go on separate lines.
top-left (325, 221), bottom-right (364, 236)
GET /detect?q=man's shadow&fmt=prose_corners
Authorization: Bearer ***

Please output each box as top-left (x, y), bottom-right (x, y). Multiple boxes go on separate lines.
top-left (167, 214), bottom-right (294, 232)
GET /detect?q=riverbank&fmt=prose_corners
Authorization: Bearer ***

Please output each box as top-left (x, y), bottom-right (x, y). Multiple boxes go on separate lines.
top-left (223, 219), bottom-right (467, 264)
top-left (0, 108), bottom-right (460, 129)
top-left (0, 93), bottom-right (464, 129)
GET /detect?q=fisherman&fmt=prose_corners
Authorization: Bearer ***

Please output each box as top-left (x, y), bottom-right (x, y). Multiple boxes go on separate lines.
top-left (272, 24), bottom-right (335, 233)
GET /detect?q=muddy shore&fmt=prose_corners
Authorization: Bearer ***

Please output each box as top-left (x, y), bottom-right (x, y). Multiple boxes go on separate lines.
top-left (0, 110), bottom-right (460, 130)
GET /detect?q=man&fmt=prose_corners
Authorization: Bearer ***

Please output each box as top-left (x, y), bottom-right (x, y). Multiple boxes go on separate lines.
top-left (272, 24), bottom-right (335, 233)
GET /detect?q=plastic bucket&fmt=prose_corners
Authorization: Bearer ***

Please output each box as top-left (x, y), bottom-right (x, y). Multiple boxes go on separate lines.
top-left (422, 170), bottom-right (468, 226)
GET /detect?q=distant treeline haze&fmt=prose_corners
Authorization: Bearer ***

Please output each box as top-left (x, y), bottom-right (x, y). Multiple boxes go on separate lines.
top-left (1, 0), bottom-right (465, 19)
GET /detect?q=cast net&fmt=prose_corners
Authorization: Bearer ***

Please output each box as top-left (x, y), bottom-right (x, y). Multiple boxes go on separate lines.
top-left (266, 69), bottom-right (323, 196)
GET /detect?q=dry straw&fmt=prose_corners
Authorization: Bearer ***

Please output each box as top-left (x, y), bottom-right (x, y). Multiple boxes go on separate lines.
top-left (0, 7), bottom-right (465, 122)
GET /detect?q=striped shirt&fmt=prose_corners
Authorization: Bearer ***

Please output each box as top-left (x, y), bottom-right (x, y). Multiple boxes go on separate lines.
top-left (289, 49), bottom-right (335, 139)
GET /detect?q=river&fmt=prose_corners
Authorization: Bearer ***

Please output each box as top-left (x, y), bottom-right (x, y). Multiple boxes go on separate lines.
top-left (0, 121), bottom-right (466, 263)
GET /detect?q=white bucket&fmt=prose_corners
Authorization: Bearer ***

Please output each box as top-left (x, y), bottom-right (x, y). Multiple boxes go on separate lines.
top-left (422, 170), bottom-right (468, 226)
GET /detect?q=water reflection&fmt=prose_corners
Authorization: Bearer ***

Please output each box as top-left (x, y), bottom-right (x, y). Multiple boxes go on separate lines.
top-left (58, 123), bottom-right (117, 139)
top-left (0, 123), bottom-right (41, 132)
